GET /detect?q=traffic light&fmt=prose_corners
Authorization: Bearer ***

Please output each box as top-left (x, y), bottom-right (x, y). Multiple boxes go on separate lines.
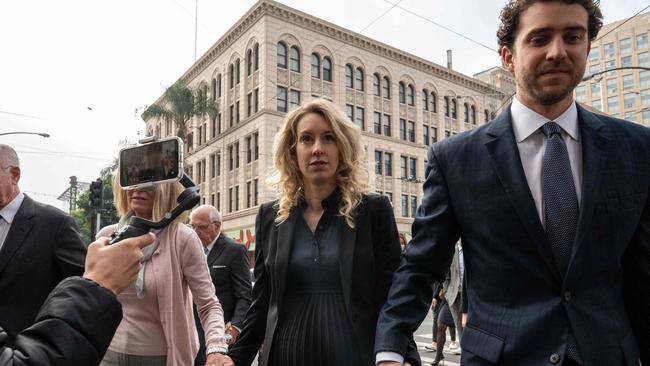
top-left (89, 178), bottom-right (103, 208)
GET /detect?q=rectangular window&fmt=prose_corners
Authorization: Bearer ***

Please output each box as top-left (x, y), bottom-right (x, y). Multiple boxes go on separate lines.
top-left (444, 130), bottom-right (451, 138)
top-left (254, 132), bottom-right (259, 160)
top-left (290, 89), bottom-right (300, 110)
top-left (254, 88), bottom-right (259, 112)
top-left (410, 195), bottom-right (417, 217)
top-left (277, 86), bottom-right (287, 112)
top-left (210, 154), bottom-right (216, 178)
top-left (588, 47), bottom-right (599, 63)
top-left (625, 111), bottom-right (636, 122)
top-left (399, 119), bottom-right (406, 140)
top-left (228, 145), bottom-right (234, 171)
top-left (373, 112), bottom-right (381, 134)
top-left (246, 136), bottom-right (252, 163)
top-left (623, 74), bottom-right (634, 90)
top-left (400, 156), bottom-right (407, 178)
top-left (228, 188), bottom-right (233, 212)
top-left (384, 152), bottom-right (392, 177)
top-left (216, 192), bottom-right (220, 211)
top-left (235, 101), bottom-right (240, 123)
top-left (346, 104), bottom-right (354, 120)
top-left (591, 82), bottom-right (600, 97)
top-left (641, 89), bottom-right (650, 105)
top-left (235, 185), bottom-right (239, 211)
top-left (624, 93), bottom-right (636, 109)
top-left (234, 142), bottom-right (240, 169)
top-left (217, 113), bottom-right (222, 135)
top-left (605, 59), bottom-right (616, 76)
top-left (431, 127), bottom-right (438, 143)
top-left (383, 114), bottom-right (391, 137)
top-left (641, 71), bottom-right (650, 87)
top-left (407, 121), bottom-right (415, 142)
top-left (619, 38), bottom-right (631, 55)
top-left (575, 85), bottom-right (586, 102)
top-left (409, 157), bottom-right (416, 179)
top-left (384, 192), bottom-right (393, 205)
top-left (592, 99), bottom-right (602, 110)
top-left (637, 33), bottom-right (648, 50)
top-left (588, 63), bottom-right (600, 75)
top-left (401, 194), bottom-right (408, 217)
top-left (254, 179), bottom-right (259, 206)
top-left (355, 106), bottom-right (364, 130)
top-left (246, 181), bottom-right (252, 208)
top-left (638, 52), bottom-right (650, 67)
top-left (423, 125), bottom-right (430, 146)
top-left (604, 42), bottom-right (615, 58)
top-left (216, 152), bottom-right (221, 176)
top-left (606, 78), bottom-right (617, 94)
top-left (374, 150), bottom-right (382, 175)
top-left (247, 92), bottom-right (253, 117)
top-left (643, 110), bottom-right (650, 124)
top-left (229, 105), bottom-right (234, 127)
top-left (211, 193), bottom-right (215, 206)
top-left (607, 96), bottom-right (619, 113)
top-left (621, 56), bottom-right (632, 68)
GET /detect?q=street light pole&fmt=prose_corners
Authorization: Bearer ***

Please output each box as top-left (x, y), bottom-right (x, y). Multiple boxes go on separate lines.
top-left (0, 131), bottom-right (50, 138)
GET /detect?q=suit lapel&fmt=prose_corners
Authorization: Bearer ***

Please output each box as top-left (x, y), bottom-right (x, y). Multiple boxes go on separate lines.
top-left (484, 107), bottom-right (562, 282)
top-left (274, 209), bottom-right (296, 309)
top-left (338, 214), bottom-right (357, 310)
top-left (207, 234), bottom-right (227, 265)
top-left (0, 196), bottom-right (35, 276)
top-left (568, 105), bottom-right (609, 271)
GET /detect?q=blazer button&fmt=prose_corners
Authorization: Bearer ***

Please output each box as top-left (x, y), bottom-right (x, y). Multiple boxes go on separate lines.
top-left (549, 353), bottom-right (561, 364)
top-left (563, 291), bottom-right (572, 301)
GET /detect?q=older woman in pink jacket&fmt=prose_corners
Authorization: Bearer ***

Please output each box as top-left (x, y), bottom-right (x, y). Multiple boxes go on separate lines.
top-left (98, 176), bottom-right (233, 366)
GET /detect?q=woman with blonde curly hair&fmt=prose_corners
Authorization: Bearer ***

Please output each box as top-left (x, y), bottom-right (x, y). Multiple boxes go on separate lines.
top-left (229, 99), bottom-right (420, 366)
top-left (98, 175), bottom-right (233, 366)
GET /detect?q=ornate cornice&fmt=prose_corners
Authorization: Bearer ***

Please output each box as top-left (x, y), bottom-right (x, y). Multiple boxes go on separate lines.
top-left (171, 0), bottom-right (502, 102)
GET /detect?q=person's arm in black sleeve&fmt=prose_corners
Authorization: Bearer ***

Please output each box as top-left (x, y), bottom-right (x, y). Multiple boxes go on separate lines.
top-left (230, 243), bottom-right (253, 330)
top-left (54, 214), bottom-right (86, 277)
top-left (0, 277), bottom-right (122, 366)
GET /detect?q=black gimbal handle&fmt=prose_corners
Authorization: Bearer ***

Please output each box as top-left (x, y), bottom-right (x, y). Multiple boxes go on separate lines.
top-left (109, 174), bottom-right (200, 244)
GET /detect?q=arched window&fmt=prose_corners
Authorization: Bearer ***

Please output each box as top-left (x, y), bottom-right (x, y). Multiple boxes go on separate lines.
top-left (451, 99), bottom-right (457, 119)
top-left (311, 53), bottom-right (320, 78)
top-left (471, 105), bottom-right (476, 124)
top-left (235, 59), bottom-right (241, 85)
top-left (407, 84), bottom-right (414, 106)
top-left (229, 64), bottom-right (234, 88)
top-left (290, 46), bottom-right (300, 72)
top-left (246, 49), bottom-right (253, 76)
top-left (345, 64), bottom-right (354, 88)
top-left (382, 76), bottom-right (390, 99)
top-left (216, 74), bottom-right (222, 98)
top-left (373, 73), bottom-right (381, 96)
top-left (355, 67), bottom-right (364, 91)
top-left (254, 43), bottom-right (259, 71)
top-left (212, 78), bottom-right (217, 101)
top-left (277, 42), bottom-right (287, 69)
top-left (464, 103), bottom-right (469, 122)
top-left (323, 57), bottom-right (332, 81)
top-left (422, 90), bottom-right (429, 110)
top-left (399, 82), bottom-right (406, 104)
top-left (485, 109), bottom-right (489, 122)
top-left (444, 96), bottom-right (450, 117)
top-left (430, 92), bottom-right (437, 112)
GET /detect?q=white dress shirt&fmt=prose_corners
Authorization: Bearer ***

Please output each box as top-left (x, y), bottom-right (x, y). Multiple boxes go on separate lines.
top-left (0, 192), bottom-right (25, 251)
top-left (375, 97), bottom-right (583, 365)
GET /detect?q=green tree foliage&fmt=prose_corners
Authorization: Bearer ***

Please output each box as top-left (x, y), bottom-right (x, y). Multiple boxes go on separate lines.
top-left (141, 81), bottom-right (218, 142)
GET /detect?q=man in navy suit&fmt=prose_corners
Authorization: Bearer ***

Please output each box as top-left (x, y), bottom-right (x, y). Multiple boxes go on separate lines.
top-left (0, 144), bottom-right (86, 346)
top-left (375, 1), bottom-right (649, 365)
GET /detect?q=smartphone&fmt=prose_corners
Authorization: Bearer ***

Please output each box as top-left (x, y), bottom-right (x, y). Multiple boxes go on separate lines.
top-left (118, 137), bottom-right (183, 189)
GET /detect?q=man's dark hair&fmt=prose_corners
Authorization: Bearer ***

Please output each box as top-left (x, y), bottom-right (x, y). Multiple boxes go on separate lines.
top-left (497, 0), bottom-right (604, 49)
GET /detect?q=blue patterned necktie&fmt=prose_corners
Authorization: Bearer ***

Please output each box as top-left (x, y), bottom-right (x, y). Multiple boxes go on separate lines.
top-left (204, 246), bottom-right (210, 256)
top-left (541, 121), bottom-right (582, 364)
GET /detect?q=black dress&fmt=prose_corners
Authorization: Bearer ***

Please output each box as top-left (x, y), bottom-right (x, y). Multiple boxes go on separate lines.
top-left (268, 195), bottom-right (363, 366)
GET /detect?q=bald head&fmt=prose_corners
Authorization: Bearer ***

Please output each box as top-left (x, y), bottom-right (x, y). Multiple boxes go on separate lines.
top-left (0, 144), bottom-right (21, 208)
top-left (190, 204), bottom-right (223, 246)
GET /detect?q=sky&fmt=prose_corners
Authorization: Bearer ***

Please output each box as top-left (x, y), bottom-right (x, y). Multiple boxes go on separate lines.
top-left (1, 0), bottom-right (647, 210)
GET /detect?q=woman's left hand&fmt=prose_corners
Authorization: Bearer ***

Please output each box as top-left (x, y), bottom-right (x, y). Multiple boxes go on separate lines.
top-left (205, 353), bottom-right (234, 366)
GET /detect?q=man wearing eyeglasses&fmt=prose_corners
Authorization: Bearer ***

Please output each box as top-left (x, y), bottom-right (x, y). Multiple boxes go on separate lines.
top-left (190, 205), bottom-right (252, 366)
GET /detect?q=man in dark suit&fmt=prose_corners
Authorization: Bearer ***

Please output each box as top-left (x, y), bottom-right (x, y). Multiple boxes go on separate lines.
top-left (190, 204), bottom-right (252, 365)
top-left (375, 1), bottom-right (649, 365)
top-left (0, 144), bottom-right (86, 346)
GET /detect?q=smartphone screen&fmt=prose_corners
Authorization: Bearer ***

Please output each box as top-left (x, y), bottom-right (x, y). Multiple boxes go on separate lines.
top-left (118, 137), bottom-right (182, 188)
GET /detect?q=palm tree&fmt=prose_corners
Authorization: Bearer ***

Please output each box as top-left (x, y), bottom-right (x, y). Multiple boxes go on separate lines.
top-left (141, 81), bottom-right (218, 142)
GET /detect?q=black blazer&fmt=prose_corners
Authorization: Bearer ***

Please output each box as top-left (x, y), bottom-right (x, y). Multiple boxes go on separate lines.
top-left (376, 104), bottom-right (650, 365)
top-left (0, 195), bottom-right (86, 344)
top-left (229, 193), bottom-right (420, 366)
top-left (207, 233), bottom-right (252, 328)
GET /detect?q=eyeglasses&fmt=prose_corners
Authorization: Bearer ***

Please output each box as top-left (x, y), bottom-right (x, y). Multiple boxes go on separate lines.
top-left (189, 222), bottom-right (215, 231)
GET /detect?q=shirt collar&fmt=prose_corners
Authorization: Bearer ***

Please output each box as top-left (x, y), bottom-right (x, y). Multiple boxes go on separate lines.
top-left (206, 232), bottom-right (221, 253)
top-left (0, 192), bottom-right (25, 224)
top-left (511, 96), bottom-right (579, 143)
